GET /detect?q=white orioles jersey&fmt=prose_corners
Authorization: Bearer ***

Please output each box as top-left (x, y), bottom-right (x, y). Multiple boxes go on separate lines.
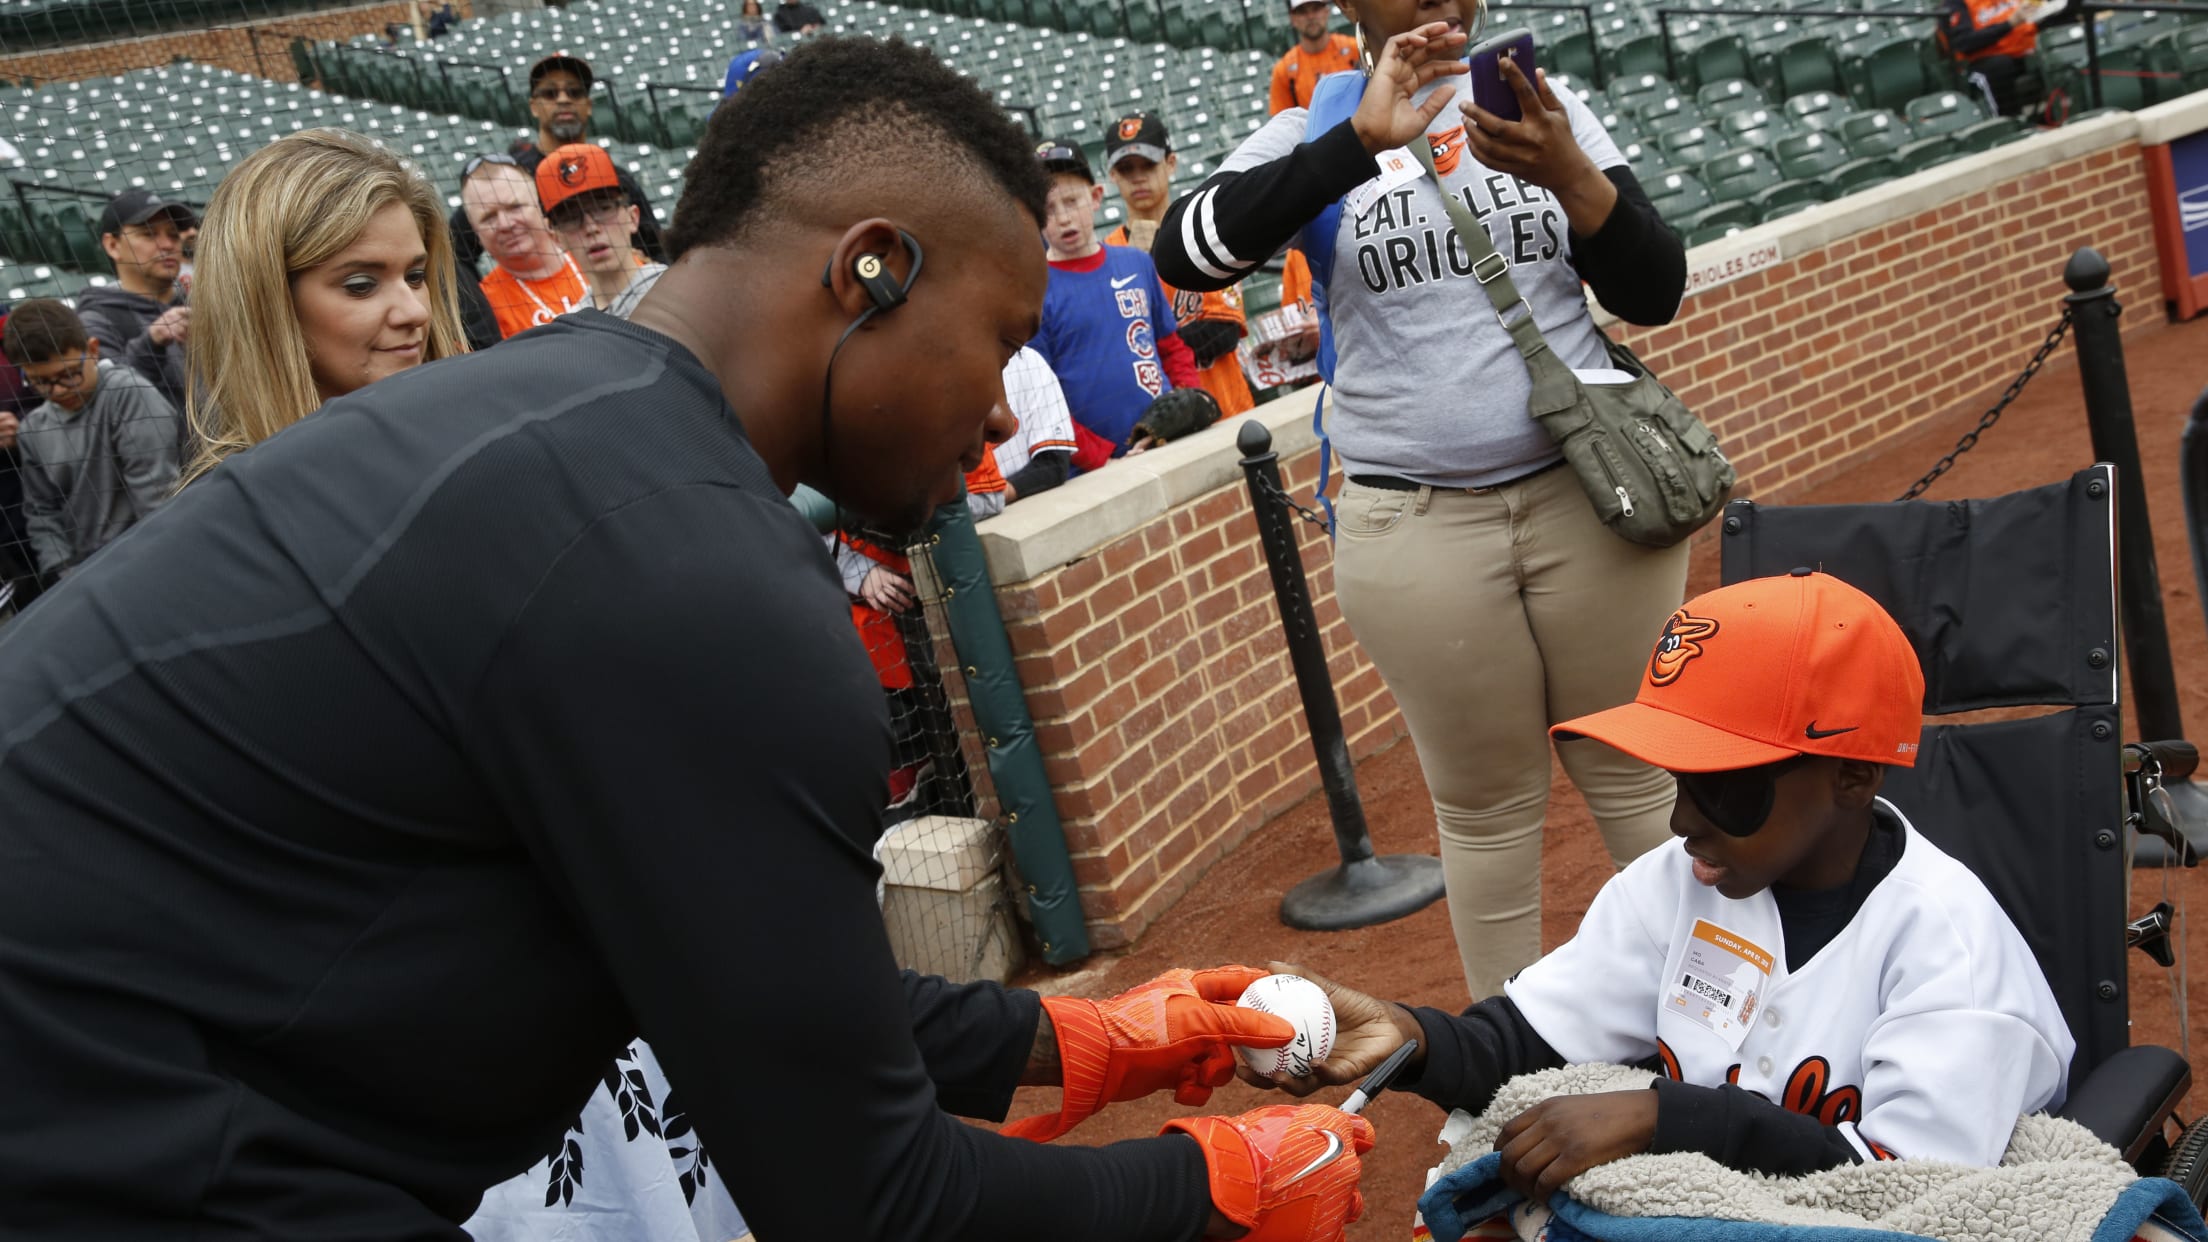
top-left (1505, 800), bottom-right (2073, 1166)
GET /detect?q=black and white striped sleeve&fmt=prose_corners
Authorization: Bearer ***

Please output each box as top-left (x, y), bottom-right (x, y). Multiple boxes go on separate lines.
top-left (1153, 113), bottom-right (1379, 294)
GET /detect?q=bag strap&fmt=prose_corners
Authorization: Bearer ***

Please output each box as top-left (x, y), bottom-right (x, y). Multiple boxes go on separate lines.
top-left (1405, 135), bottom-right (1581, 416)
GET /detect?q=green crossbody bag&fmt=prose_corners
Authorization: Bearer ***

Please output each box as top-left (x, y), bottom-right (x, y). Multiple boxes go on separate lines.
top-left (1409, 139), bottom-right (1734, 547)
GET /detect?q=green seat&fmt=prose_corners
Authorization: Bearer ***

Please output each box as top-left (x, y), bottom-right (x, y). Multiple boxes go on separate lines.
top-left (1685, 218), bottom-right (1750, 246)
top-left (1894, 132), bottom-right (1958, 171)
top-left (1832, 153), bottom-right (1901, 193)
top-left (1951, 114), bottom-right (2021, 152)
top-left (1608, 32), bottom-right (1671, 80)
top-left (1645, 169), bottom-right (1715, 224)
top-left (1771, 35), bottom-right (1845, 98)
top-left (1660, 123), bottom-right (1734, 166)
top-left (1849, 35), bottom-right (1940, 111)
top-left (1700, 149), bottom-right (1785, 203)
top-left (1684, 199), bottom-right (1757, 232)
top-left (1838, 108), bottom-right (1912, 157)
top-left (1902, 89), bottom-right (1984, 137)
top-left (1752, 176), bottom-right (1824, 212)
top-left (1605, 73), bottom-right (1677, 113)
top-left (1696, 77), bottom-right (1768, 114)
top-left (1759, 197), bottom-right (1822, 222)
top-left (1718, 105), bottom-right (1793, 148)
top-left (1773, 129), bottom-right (1850, 180)
top-left (1783, 90), bottom-right (1853, 132)
top-left (1551, 30), bottom-right (1600, 83)
top-left (1637, 96), bottom-right (1709, 136)
top-left (1681, 33), bottom-right (1752, 91)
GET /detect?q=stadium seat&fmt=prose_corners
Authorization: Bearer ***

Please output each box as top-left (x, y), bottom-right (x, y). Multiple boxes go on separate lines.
top-left (1718, 105), bottom-right (1794, 148)
top-left (1683, 198), bottom-right (1756, 232)
top-left (1848, 35), bottom-right (1942, 111)
top-left (1660, 123), bottom-right (1734, 167)
top-left (1832, 152), bottom-right (1902, 193)
top-left (1680, 32), bottom-right (1752, 91)
top-left (1637, 95), bottom-right (1709, 135)
top-left (1772, 130), bottom-right (1849, 180)
top-left (1607, 32), bottom-right (1671, 81)
top-left (1951, 114), bottom-right (2023, 152)
top-left (1700, 149), bottom-right (1785, 205)
top-left (1550, 29), bottom-right (1600, 83)
top-left (1695, 77), bottom-right (1768, 114)
top-left (1770, 35), bottom-right (1846, 98)
top-left (1782, 89), bottom-right (1854, 132)
top-left (1685, 218), bottom-right (1749, 246)
top-left (1645, 168), bottom-right (1715, 223)
top-left (1839, 108), bottom-right (1914, 157)
top-left (1894, 132), bottom-right (1961, 172)
top-left (1902, 89), bottom-right (1986, 137)
top-left (1605, 73), bottom-right (1677, 113)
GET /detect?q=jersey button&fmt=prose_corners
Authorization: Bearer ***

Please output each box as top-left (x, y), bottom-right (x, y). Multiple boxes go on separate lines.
top-left (1766, 1008), bottom-right (1782, 1029)
top-left (1756, 1056), bottom-right (1775, 1076)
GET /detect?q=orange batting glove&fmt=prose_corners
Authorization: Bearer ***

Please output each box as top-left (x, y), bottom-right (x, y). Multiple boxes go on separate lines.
top-left (1002, 965), bottom-right (1295, 1141)
top-left (1165, 1103), bottom-right (1376, 1242)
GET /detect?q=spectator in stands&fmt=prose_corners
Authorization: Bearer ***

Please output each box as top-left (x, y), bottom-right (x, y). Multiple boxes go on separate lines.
top-left (1938, 0), bottom-right (2044, 116)
top-left (446, 54), bottom-right (666, 271)
top-left (738, 0), bottom-right (775, 43)
top-left (0, 35), bottom-right (1365, 1242)
top-left (1155, 18), bottom-right (1690, 1001)
top-left (183, 128), bottom-right (467, 482)
top-left (1104, 111), bottom-right (1254, 420)
top-left (1270, 0), bottom-right (1360, 114)
top-left (427, 2), bottom-right (459, 37)
top-left (773, 0), bottom-right (826, 33)
top-left (976, 345), bottom-right (1076, 515)
top-left (1029, 138), bottom-right (1203, 472)
top-left (0, 301), bottom-right (39, 614)
top-left (2, 298), bottom-right (181, 583)
top-left (462, 154), bottom-right (589, 338)
top-left (539, 144), bottom-right (667, 317)
top-left (75, 188), bottom-right (193, 411)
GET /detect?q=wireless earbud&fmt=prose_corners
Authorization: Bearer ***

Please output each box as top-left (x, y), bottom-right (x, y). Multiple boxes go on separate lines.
top-left (819, 229), bottom-right (924, 317)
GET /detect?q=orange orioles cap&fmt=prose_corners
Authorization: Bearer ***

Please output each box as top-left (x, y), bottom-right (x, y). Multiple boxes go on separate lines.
top-left (535, 143), bottom-right (621, 216)
top-left (1551, 569), bottom-right (1925, 772)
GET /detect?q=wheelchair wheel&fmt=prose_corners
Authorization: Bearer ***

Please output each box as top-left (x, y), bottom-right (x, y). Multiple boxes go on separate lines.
top-left (2161, 1118), bottom-right (2208, 1209)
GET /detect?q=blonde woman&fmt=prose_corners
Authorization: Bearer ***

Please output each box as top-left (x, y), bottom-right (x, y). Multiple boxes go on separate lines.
top-left (182, 127), bottom-right (467, 482)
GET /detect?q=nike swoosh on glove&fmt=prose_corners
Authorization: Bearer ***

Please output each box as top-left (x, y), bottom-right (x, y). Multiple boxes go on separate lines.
top-left (1165, 1103), bottom-right (1376, 1242)
top-left (1002, 965), bottom-right (1294, 1141)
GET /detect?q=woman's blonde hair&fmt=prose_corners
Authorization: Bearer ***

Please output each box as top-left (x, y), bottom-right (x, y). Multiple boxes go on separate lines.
top-left (183, 127), bottom-right (468, 482)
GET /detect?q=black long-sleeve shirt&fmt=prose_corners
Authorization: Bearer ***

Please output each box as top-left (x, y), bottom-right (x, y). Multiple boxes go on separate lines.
top-left (1153, 117), bottom-right (1686, 327)
top-left (0, 311), bottom-right (1207, 1240)
top-left (1401, 816), bottom-right (1907, 1177)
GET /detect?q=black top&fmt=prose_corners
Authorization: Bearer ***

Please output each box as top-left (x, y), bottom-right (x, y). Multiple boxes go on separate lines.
top-left (0, 312), bottom-right (1207, 1240)
top-left (1404, 811), bottom-right (1908, 1176)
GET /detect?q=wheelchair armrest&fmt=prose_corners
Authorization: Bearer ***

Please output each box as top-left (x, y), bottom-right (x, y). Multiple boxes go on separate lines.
top-left (2057, 1044), bottom-right (2193, 1164)
top-left (2130, 740), bottom-right (2201, 783)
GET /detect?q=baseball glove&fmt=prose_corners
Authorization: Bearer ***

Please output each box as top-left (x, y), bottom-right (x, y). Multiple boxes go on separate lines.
top-left (1128, 387), bottom-right (1221, 451)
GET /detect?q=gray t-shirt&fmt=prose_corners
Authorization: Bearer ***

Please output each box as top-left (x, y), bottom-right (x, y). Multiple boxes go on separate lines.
top-left (17, 360), bottom-right (182, 575)
top-left (1220, 83), bottom-right (1625, 488)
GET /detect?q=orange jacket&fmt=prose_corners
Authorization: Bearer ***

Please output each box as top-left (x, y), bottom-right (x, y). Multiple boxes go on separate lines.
top-left (1269, 34), bottom-right (1361, 114)
top-left (1939, 0), bottom-right (2037, 60)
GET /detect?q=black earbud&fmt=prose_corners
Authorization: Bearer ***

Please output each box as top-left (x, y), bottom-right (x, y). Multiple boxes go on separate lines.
top-left (818, 229), bottom-right (924, 317)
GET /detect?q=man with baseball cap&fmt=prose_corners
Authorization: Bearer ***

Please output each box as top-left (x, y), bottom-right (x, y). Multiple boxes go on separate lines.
top-left (74, 187), bottom-right (194, 413)
top-left (1269, 0), bottom-right (1360, 114)
top-left (1104, 111), bottom-right (1254, 418)
top-left (1029, 137), bottom-right (1205, 471)
top-left (538, 143), bottom-right (666, 318)
top-left (1250, 571), bottom-right (2072, 1200)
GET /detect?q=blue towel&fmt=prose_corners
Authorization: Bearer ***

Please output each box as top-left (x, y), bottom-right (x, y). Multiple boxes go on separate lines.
top-left (1418, 1151), bottom-right (2206, 1242)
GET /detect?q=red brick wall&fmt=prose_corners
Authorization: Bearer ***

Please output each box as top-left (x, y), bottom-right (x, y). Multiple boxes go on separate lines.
top-left (999, 136), bottom-right (2163, 954)
top-left (0, 0), bottom-right (472, 85)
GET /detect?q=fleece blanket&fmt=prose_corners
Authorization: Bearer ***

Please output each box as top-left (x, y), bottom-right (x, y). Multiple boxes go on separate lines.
top-left (1415, 1063), bottom-right (2207, 1242)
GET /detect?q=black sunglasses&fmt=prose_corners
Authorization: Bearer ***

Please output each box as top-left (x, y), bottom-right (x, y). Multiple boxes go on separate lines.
top-left (1676, 754), bottom-right (1818, 838)
top-left (533, 85), bottom-right (589, 101)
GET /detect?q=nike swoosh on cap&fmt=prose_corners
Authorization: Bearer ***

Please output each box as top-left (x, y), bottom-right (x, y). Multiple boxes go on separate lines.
top-left (1281, 1131), bottom-right (1345, 1185)
top-left (1110, 273), bottom-right (1139, 288)
top-left (1805, 722), bottom-right (1859, 738)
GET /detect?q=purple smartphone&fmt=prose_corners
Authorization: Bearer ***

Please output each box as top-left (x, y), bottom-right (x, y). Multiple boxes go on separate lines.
top-left (1468, 28), bottom-right (1538, 124)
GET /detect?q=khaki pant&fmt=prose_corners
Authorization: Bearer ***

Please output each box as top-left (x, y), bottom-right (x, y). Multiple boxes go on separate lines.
top-left (1333, 464), bottom-right (1690, 1001)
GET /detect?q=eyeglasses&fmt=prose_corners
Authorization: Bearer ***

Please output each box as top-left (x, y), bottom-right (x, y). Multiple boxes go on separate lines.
top-left (549, 198), bottom-right (630, 231)
top-left (532, 85), bottom-right (589, 101)
top-left (1675, 754), bottom-right (1817, 838)
top-left (460, 151), bottom-right (521, 183)
top-left (20, 354), bottom-right (92, 393)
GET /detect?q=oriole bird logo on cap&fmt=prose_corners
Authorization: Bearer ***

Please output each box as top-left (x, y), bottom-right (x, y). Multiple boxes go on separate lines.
top-left (1118, 116), bottom-right (1144, 140)
top-left (1649, 609), bottom-right (1720, 686)
top-left (557, 158), bottom-right (586, 186)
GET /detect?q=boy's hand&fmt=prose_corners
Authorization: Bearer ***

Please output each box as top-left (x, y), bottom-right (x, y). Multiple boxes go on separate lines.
top-left (1494, 1089), bottom-right (1658, 1203)
top-left (1234, 961), bottom-right (1424, 1097)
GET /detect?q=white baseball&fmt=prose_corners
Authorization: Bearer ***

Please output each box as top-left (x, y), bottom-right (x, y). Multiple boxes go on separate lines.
top-left (1234, 974), bottom-right (1337, 1079)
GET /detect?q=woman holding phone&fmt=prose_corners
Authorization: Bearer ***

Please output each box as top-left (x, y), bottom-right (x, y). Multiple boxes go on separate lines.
top-left (1155, 0), bottom-right (1689, 1001)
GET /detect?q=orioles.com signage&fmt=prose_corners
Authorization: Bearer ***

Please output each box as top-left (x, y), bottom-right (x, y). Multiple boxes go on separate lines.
top-left (1685, 239), bottom-right (1785, 298)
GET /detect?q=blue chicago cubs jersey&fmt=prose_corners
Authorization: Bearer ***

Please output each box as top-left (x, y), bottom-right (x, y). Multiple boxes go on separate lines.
top-left (1031, 245), bottom-right (1177, 454)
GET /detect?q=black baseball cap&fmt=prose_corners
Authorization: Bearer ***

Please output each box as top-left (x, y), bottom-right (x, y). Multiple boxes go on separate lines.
top-left (1035, 136), bottom-right (1093, 183)
top-left (97, 188), bottom-right (195, 237)
top-left (529, 52), bottom-right (594, 89)
top-left (1105, 111), bottom-right (1172, 171)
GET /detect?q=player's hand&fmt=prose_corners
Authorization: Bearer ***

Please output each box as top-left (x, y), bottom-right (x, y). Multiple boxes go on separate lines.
top-left (1235, 961), bottom-right (1422, 1098)
top-left (1166, 1103), bottom-right (1376, 1242)
top-left (1461, 61), bottom-right (1601, 194)
top-left (1003, 966), bottom-right (1295, 1141)
top-left (1351, 21), bottom-right (1470, 156)
top-left (857, 565), bottom-right (916, 613)
top-left (0, 409), bottom-right (17, 451)
top-left (1494, 1089), bottom-right (1659, 1204)
top-left (148, 305), bottom-right (191, 347)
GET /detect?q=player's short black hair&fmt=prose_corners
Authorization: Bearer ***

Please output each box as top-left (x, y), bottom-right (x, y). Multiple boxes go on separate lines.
top-left (664, 36), bottom-right (1048, 259)
top-left (2, 298), bottom-right (88, 368)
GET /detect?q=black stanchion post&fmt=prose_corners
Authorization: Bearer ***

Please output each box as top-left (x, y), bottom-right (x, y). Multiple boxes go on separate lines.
top-left (2068, 247), bottom-right (2185, 743)
top-left (1237, 421), bottom-right (1447, 930)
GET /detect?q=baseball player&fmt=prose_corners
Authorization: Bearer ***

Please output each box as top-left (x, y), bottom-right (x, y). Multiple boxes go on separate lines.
top-left (1103, 111), bottom-right (1256, 419)
top-left (1256, 571), bottom-right (2072, 1205)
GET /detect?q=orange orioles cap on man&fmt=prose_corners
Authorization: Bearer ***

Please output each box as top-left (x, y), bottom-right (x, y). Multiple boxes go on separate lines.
top-left (1552, 569), bottom-right (1925, 772)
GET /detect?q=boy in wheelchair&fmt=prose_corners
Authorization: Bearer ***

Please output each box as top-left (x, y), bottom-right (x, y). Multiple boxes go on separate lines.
top-left (1275, 570), bottom-right (2075, 1212)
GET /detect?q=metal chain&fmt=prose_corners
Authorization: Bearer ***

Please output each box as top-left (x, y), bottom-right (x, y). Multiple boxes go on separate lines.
top-left (1894, 307), bottom-right (2075, 503)
top-left (1254, 469), bottom-right (1334, 533)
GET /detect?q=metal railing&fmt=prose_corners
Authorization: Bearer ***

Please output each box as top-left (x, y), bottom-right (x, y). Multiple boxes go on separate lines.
top-left (1652, 5), bottom-right (1939, 87)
